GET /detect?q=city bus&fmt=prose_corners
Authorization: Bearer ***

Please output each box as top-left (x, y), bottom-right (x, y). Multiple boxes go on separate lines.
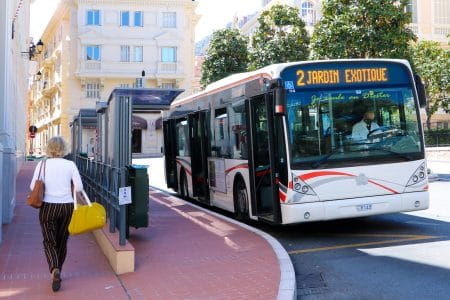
top-left (162, 59), bottom-right (429, 224)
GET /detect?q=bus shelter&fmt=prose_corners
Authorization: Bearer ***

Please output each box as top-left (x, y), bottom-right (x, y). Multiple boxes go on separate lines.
top-left (76, 88), bottom-right (183, 245)
top-left (70, 108), bottom-right (97, 158)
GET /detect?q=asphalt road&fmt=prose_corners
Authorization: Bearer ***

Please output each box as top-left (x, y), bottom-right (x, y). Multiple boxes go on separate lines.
top-left (137, 157), bottom-right (450, 299)
top-left (256, 181), bottom-right (450, 299)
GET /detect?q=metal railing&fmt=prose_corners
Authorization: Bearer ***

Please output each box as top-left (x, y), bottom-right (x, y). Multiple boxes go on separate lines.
top-left (75, 155), bottom-right (128, 245)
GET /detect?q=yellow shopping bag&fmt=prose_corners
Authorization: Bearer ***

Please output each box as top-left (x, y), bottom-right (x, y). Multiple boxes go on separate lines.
top-left (69, 190), bottom-right (106, 235)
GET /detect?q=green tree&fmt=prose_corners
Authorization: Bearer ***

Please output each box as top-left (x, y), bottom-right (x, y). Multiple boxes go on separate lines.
top-left (249, 4), bottom-right (310, 70)
top-left (410, 40), bottom-right (450, 129)
top-left (200, 28), bottom-right (249, 88)
top-left (312, 0), bottom-right (416, 59)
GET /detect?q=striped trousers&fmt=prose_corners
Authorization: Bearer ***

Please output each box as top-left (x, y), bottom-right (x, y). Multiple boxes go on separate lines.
top-left (39, 202), bottom-right (74, 273)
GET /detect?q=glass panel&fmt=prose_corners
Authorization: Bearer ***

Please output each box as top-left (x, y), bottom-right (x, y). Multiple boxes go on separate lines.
top-left (134, 46), bottom-right (143, 62)
top-left (161, 47), bottom-right (176, 62)
top-left (121, 11), bottom-right (130, 26)
top-left (87, 10), bottom-right (100, 25)
top-left (211, 107), bottom-right (230, 158)
top-left (286, 87), bottom-right (422, 169)
top-left (176, 119), bottom-right (189, 156)
top-left (134, 11), bottom-right (143, 27)
top-left (86, 46), bottom-right (100, 60)
top-left (301, 2), bottom-right (316, 26)
top-left (230, 100), bottom-right (247, 159)
top-left (121, 45), bottom-right (130, 62)
top-left (162, 12), bottom-right (176, 28)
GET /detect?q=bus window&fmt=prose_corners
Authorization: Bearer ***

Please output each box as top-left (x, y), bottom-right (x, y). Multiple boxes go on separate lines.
top-left (212, 107), bottom-right (230, 158)
top-left (230, 101), bottom-right (247, 159)
top-left (176, 119), bottom-right (189, 156)
top-left (287, 87), bottom-right (422, 168)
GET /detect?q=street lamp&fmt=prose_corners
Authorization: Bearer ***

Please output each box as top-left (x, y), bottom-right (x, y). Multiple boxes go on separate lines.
top-left (35, 71), bottom-right (42, 81)
top-left (21, 39), bottom-right (44, 60)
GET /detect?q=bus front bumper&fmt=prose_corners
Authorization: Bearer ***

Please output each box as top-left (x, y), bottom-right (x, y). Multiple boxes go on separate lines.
top-left (280, 191), bottom-right (429, 224)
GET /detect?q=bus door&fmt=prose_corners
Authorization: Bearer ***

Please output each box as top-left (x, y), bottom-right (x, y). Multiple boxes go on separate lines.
top-left (188, 111), bottom-right (210, 203)
top-left (163, 119), bottom-right (177, 190)
top-left (248, 94), bottom-right (279, 223)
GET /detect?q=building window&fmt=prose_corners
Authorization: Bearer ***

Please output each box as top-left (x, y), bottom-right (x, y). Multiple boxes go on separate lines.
top-left (301, 2), bottom-right (316, 26)
top-left (87, 10), bottom-right (101, 25)
top-left (86, 45), bottom-right (100, 61)
top-left (161, 82), bottom-right (175, 89)
top-left (121, 45), bottom-right (130, 62)
top-left (135, 78), bottom-right (143, 88)
top-left (161, 47), bottom-right (177, 62)
top-left (406, 0), bottom-right (418, 23)
top-left (434, 0), bottom-right (450, 24)
top-left (86, 82), bottom-right (100, 99)
top-left (134, 46), bottom-right (143, 62)
top-left (120, 83), bottom-right (129, 88)
top-left (134, 11), bottom-right (143, 27)
top-left (121, 11), bottom-right (130, 26)
top-left (162, 12), bottom-right (176, 28)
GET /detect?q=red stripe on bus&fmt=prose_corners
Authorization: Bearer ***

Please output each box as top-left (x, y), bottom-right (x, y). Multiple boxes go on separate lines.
top-left (299, 171), bottom-right (354, 181)
top-left (176, 159), bottom-right (192, 176)
top-left (279, 190), bottom-right (286, 202)
top-left (367, 180), bottom-right (399, 194)
top-left (225, 164), bottom-right (248, 174)
top-left (299, 171), bottom-right (399, 194)
top-left (256, 169), bottom-right (271, 177)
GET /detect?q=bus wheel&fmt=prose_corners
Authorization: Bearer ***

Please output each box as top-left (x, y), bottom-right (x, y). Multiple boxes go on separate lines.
top-left (234, 178), bottom-right (248, 220)
top-left (180, 171), bottom-right (189, 199)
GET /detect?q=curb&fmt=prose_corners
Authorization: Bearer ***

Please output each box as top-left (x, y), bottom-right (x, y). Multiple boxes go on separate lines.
top-left (153, 189), bottom-right (297, 300)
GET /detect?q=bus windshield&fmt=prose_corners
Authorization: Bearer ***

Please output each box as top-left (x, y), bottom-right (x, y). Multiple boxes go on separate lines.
top-left (286, 86), bottom-right (423, 169)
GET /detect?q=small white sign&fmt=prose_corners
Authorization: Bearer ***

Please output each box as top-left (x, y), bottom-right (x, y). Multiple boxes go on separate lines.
top-left (119, 186), bottom-right (132, 205)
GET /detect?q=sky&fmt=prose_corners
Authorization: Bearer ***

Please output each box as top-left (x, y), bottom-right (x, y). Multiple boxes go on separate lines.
top-left (30, 0), bottom-right (262, 42)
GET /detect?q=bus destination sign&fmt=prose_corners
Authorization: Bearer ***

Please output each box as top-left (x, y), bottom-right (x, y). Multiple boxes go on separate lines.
top-left (281, 61), bottom-right (411, 90)
top-left (296, 67), bottom-right (388, 86)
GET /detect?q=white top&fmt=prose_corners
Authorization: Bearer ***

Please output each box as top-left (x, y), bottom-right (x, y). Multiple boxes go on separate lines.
top-left (29, 158), bottom-right (84, 204)
top-left (352, 119), bottom-right (379, 141)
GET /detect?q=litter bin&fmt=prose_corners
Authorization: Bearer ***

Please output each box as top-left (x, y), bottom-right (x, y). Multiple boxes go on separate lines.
top-left (126, 165), bottom-right (149, 229)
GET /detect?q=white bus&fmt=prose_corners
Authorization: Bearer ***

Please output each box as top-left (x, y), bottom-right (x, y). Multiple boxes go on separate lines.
top-left (163, 59), bottom-right (429, 224)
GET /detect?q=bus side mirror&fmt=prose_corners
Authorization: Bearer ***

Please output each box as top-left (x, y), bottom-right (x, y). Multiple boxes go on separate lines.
top-left (414, 74), bottom-right (427, 108)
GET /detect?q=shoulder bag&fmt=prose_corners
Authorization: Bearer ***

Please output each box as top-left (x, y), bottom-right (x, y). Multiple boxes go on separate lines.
top-left (27, 160), bottom-right (46, 209)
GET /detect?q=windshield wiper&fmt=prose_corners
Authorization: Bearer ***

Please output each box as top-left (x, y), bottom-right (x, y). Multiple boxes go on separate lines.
top-left (311, 148), bottom-right (343, 168)
top-left (369, 147), bottom-right (413, 161)
top-left (311, 146), bottom-right (413, 169)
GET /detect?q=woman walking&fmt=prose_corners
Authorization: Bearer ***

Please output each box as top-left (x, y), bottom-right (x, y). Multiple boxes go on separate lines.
top-left (29, 136), bottom-right (83, 292)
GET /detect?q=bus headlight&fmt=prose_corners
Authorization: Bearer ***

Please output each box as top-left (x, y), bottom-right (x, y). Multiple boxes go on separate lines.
top-left (292, 174), bottom-right (316, 195)
top-left (406, 163), bottom-right (427, 186)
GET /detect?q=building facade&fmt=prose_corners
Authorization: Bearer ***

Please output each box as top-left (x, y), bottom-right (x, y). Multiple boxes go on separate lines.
top-left (240, 0), bottom-right (449, 45)
top-left (1, 0), bottom-right (32, 243)
top-left (29, 0), bottom-right (198, 155)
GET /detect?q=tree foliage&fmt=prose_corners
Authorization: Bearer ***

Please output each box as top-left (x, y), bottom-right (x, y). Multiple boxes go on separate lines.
top-left (249, 4), bottom-right (310, 70)
top-left (410, 40), bottom-right (450, 129)
top-left (311, 0), bottom-right (416, 59)
top-left (200, 28), bottom-right (249, 88)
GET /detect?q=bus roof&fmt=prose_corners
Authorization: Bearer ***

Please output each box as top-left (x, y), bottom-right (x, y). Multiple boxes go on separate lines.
top-left (171, 59), bottom-right (410, 108)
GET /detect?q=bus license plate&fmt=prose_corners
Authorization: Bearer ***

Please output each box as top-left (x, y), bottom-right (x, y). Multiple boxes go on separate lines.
top-left (357, 204), bottom-right (372, 211)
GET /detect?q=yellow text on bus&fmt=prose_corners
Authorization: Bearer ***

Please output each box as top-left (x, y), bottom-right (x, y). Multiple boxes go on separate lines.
top-left (296, 67), bottom-right (389, 86)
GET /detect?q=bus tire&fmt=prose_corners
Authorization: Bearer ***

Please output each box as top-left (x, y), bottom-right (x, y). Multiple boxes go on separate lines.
top-left (180, 170), bottom-right (189, 199)
top-left (234, 177), bottom-right (248, 220)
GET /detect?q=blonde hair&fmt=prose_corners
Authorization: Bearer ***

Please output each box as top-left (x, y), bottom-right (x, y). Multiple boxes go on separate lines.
top-left (46, 136), bottom-right (67, 158)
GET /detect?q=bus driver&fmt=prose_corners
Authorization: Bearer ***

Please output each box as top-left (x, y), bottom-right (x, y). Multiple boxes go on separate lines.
top-left (352, 110), bottom-right (379, 141)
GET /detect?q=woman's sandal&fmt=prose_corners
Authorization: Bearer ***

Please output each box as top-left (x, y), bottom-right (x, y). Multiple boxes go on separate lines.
top-left (51, 268), bottom-right (61, 292)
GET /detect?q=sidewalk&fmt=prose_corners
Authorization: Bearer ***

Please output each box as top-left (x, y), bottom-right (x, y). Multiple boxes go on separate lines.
top-left (0, 161), bottom-right (295, 299)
